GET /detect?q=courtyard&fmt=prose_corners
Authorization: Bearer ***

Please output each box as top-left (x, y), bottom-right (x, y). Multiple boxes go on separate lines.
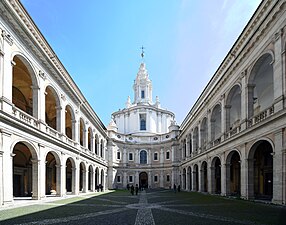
top-left (0, 189), bottom-right (285, 225)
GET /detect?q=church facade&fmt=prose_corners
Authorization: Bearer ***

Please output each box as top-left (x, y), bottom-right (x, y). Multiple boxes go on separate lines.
top-left (0, 0), bottom-right (286, 206)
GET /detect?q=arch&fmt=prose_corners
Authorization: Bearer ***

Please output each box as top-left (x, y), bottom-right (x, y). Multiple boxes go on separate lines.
top-left (193, 126), bottom-right (199, 152)
top-left (88, 165), bottom-right (94, 191)
top-left (79, 162), bottom-right (86, 192)
top-left (45, 151), bottom-right (61, 195)
top-left (88, 127), bottom-right (93, 151)
top-left (100, 139), bottom-right (104, 157)
top-left (182, 168), bottom-right (186, 190)
top-left (100, 169), bottom-right (105, 190)
top-left (211, 157), bottom-right (221, 194)
top-left (193, 164), bottom-right (199, 191)
top-left (12, 142), bottom-right (39, 198)
top-left (65, 157), bottom-right (76, 194)
top-left (226, 150), bottom-right (241, 196)
top-left (187, 166), bottom-right (192, 191)
top-left (94, 134), bottom-right (99, 155)
top-left (95, 167), bottom-right (99, 190)
top-left (140, 150), bottom-right (148, 164)
top-left (12, 54), bottom-right (39, 117)
top-left (139, 172), bottom-right (148, 189)
top-left (248, 53), bottom-right (274, 117)
top-left (200, 161), bottom-right (208, 192)
top-left (210, 104), bottom-right (222, 142)
top-left (225, 85), bottom-right (242, 131)
top-left (79, 118), bottom-right (85, 146)
top-left (248, 140), bottom-right (273, 200)
top-left (45, 85), bottom-right (61, 131)
top-left (65, 104), bottom-right (75, 140)
top-left (200, 117), bottom-right (208, 151)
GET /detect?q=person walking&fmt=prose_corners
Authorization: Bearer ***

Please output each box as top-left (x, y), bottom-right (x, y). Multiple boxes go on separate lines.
top-left (173, 184), bottom-right (177, 193)
top-left (135, 184), bottom-right (139, 195)
top-left (130, 185), bottom-right (134, 195)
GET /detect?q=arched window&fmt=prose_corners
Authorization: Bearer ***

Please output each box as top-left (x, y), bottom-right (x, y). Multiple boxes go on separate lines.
top-left (140, 150), bottom-right (147, 164)
top-left (140, 114), bottom-right (146, 130)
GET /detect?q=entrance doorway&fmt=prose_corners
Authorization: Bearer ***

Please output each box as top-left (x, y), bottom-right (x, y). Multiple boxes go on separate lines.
top-left (139, 172), bottom-right (148, 189)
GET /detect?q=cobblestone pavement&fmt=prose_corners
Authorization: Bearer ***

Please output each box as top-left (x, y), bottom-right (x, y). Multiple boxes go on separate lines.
top-left (0, 190), bottom-right (285, 225)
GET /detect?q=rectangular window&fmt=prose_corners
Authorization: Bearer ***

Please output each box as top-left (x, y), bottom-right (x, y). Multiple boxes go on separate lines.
top-left (154, 175), bottom-right (158, 182)
top-left (166, 151), bottom-right (170, 160)
top-left (117, 176), bottom-right (121, 183)
top-left (141, 90), bottom-right (145, 99)
top-left (129, 153), bottom-right (133, 161)
top-left (166, 175), bottom-right (170, 182)
top-left (129, 176), bottom-right (133, 183)
top-left (154, 152), bottom-right (158, 161)
top-left (117, 151), bottom-right (121, 160)
top-left (140, 114), bottom-right (146, 131)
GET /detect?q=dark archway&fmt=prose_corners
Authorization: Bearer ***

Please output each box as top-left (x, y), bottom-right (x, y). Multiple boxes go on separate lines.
top-left (139, 172), bottom-right (148, 189)
top-left (226, 151), bottom-right (241, 196)
top-left (201, 161), bottom-right (208, 192)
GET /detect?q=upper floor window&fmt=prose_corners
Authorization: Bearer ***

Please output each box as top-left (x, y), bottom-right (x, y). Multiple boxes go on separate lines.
top-left (117, 175), bottom-right (121, 183)
top-left (166, 151), bottom-right (170, 160)
top-left (140, 150), bottom-right (147, 164)
top-left (154, 152), bottom-right (158, 161)
top-left (129, 152), bottom-right (133, 161)
top-left (140, 114), bottom-right (146, 130)
top-left (117, 151), bottom-right (121, 160)
top-left (141, 90), bottom-right (145, 99)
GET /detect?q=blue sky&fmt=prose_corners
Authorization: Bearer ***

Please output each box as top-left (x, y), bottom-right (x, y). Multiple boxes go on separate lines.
top-left (21, 0), bottom-right (261, 126)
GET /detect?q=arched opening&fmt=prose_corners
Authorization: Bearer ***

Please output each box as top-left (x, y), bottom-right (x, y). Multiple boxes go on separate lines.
top-left (139, 172), bottom-right (148, 189)
top-left (95, 167), bottom-right (99, 190)
top-left (88, 165), bottom-right (93, 191)
top-left (248, 54), bottom-right (274, 117)
top-left (201, 161), bottom-right (208, 192)
top-left (200, 118), bottom-right (208, 151)
top-left (65, 105), bottom-right (74, 140)
top-left (88, 127), bottom-right (92, 151)
top-left (193, 164), bottom-right (199, 191)
top-left (12, 55), bottom-right (37, 116)
top-left (226, 151), bottom-right (241, 196)
top-left (182, 168), bottom-right (186, 190)
top-left (248, 140), bottom-right (273, 200)
top-left (65, 158), bottom-right (75, 194)
top-left (45, 152), bottom-right (58, 195)
top-left (45, 86), bottom-right (59, 131)
top-left (226, 85), bottom-right (241, 132)
top-left (101, 169), bottom-right (104, 190)
top-left (193, 127), bottom-right (199, 152)
top-left (79, 162), bottom-right (86, 192)
top-left (188, 166), bottom-right (192, 191)
top-left (211, 105), bottom-right (222, 142)
top-left (79, 118), bottom-right (84, 146)
top-left (94, 135), bottom-right (98, 155)
top-left (140, 150), bottom-right (147, 164)
top-left (13, 142), bottom-right (35, 197)
top-left (212, 157), bottom-right (221, 194)
top-left (183, 139), bottom-right (187, 158)
top-left (100, 140), bottom-right (104, 157)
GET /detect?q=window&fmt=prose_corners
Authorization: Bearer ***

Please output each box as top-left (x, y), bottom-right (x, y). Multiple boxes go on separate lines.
top-left (140, 114), bottom-right (146, 130)
top-left (129, 175), bottom-right (133, 183)
top-left (140, 150), bottom-right (147, 164)
top-left (129, 153), bottom-right (133, 161)
top-left (166, 151), bottom-right (170, 160)
top-left (154, 175), bottom-right (158, 182)
top-left (166, 175), bottom-right (170, 182)
top-left (141, 90), bottom-right (145, 99)
top-left (117, 151), bottom-right (121, 160)
top-left (117, 176), bottom-right (121, 183)
top-left (154, 152), bottom-right (158, 161)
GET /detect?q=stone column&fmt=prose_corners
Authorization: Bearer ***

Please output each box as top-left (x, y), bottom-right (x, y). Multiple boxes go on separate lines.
top-left (240, 71), bottom-right (247, 130)
top-left (272, 130), bottom-right (283, 204)
top-left (148, 171), bottom-right (152, 188)
top-left (123, 171), bottom-right (127, 188)
top-left (83, 128), bottom-right (88, 148)
top-left (209, 166), bottom-right (215, 194)
top-left (135, 170), bottom-right (139, 185)
top-left (192, 170), bottom-right (196, 191)
top-left (56, 106), bottom-right (62, 134)
top-left (160, 170), bottom-right (164, 188)
top-left (160, 148), bottom-right (164, 164)
top-left (56, 164), bottom-right (64, 196)
top-left (73, 165), bottom-right (78, 195)
top-left (220, 94), bottom-right (225, 142)
top-left (83, 168), bottom-right (88, 193)
top-left (31, 159), bottom-right (41, 200)
top-left (240, 143), bottom-right (247, 199)
top-left (186, 168), bottom-right (190, 191)
top-left (1, 130), bottom-right (13, 205)
top-left (272, 30), bottom-right (284, 112)
top-left (0, 150), bottom-right (3, 205)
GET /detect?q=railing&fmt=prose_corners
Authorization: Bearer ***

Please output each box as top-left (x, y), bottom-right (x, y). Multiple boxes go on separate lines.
top-left (12, 106), bottom-right (39, 128)
top-left (225, 125), bottom-right (241, 139)
top-left (248, 105), bottom-right (274, 127)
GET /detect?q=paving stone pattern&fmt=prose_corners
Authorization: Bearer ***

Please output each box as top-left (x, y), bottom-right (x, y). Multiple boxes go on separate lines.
top-left (0, 190), bottom-right (285, 225)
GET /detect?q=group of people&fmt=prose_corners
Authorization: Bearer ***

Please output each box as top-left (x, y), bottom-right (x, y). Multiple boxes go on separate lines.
top-left (95, 184), bottom-right (104, 192)
top-left (127, 184), bottom-right (139, 195)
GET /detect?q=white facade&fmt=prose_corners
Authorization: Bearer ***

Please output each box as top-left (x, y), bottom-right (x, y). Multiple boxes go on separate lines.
top-left (112, 63), bottom-right (175, 135)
